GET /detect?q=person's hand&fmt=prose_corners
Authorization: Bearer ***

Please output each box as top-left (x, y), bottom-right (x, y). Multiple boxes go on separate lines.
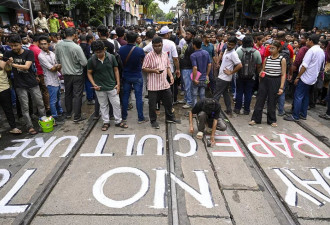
top-left (36, 76), bottom-right (40, 83)
top-left (277, 88), bottom-right (284, 95)
top-left (115, 85), bottom-right (120, 94)
top-left (210, 136), bottom-right (216, 147)
top-left (223, 68), bottom-right (232, 75)
top-left (294, 78), bottom-right (300, 86)
top-left (169, 76), bottom-right (174, 85)
top-left (175, 69), bottom-right (181, 78)
top-left (155, 69), bottom-right (163, 74)
top-left (206, 75), bottom-right (209, 83)
top-left (193, 79), bottom-right (199, 85)
top-left (287, 74), bottom-right (292, 81)
top-left (215, 63), bottom-right (220, 69)
top-left (93, 85), bottom-right (101, 91)
top-left (189, 126), bottom-right (194, 134)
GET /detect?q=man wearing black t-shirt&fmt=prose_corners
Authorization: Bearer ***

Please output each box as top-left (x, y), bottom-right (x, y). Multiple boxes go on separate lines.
top-left (97, 25), bottom-right (114, 54)
top-left (4, 35), bottom-right (46, 134)
top-left (189, 98), bottom-right (226, 147)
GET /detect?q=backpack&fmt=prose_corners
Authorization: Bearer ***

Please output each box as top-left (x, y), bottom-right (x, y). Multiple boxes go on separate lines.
top-left (114, 40), bottom-right (120, 53)
top-left (238, 48), bottom-right (257, 80)
top-left (280, 43), bottom-right (291, 73)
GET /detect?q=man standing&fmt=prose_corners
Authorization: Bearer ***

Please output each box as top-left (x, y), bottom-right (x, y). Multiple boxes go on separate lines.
top-left (202, 32), bottom-right (216, 92)
top-left (87, 41), bottom-right (127, 131)
top-left (142, 36), bottom-right (180, 129)
top-left (213, 36), bottom-right (242, 116)
top-left (30, 34), bottom-right (50, 113)
top-left (119, 31), bottom-right (147, 123)
top-left (4, 35), bottom-right (46, 134)
top-left (116, 27), bottom-right (127, 46)
top-left (34, 12), bottom-right (48, 32)
top-left (55, 28), bottom-right (87, 122)
top-left (284, 34), bottom-right (325, 121)
top-left (48, 12), bottom-right (60, 33)
top-left (38, 36), bottom-right (63, 122)
top-left (97, 25), bottom-right (115, 54)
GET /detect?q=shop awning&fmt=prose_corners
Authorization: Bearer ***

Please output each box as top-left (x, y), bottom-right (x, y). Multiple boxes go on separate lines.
top-left (243, 4), bottom-right (294, 20)
top-left (0, 0), bottom-right (26, 10)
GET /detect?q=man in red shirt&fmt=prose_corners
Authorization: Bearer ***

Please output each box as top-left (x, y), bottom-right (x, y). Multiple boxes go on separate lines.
top-left (29, 34), bottom-right (50, 113)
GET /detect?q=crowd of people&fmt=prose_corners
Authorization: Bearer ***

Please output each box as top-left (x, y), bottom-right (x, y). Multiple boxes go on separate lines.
top-left (0, 12), bottom-right (329, 146)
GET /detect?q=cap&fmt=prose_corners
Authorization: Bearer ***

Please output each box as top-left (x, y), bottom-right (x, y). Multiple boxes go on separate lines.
top-left (141, 31), bottom-right (146, 36)
top-left (235, 31), bottom-right (242, 36)
top-left (159, 26), bottom-right (173, 35)
top-left (238, 35), bottom-right (245, 40)
top-left (54, 13), bottom-right (59, 18)
top-left (110, 30), bottom-right (116, 35)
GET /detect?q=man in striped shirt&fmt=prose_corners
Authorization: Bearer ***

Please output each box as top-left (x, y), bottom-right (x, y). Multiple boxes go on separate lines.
top-left (142, 36), bottom-right (180, 129)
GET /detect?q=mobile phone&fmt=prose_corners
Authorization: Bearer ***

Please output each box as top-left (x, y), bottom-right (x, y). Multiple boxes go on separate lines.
top-left (2, 56), bottom-right (9, 62)
top-left (159, 70), bottom-right (164, 73)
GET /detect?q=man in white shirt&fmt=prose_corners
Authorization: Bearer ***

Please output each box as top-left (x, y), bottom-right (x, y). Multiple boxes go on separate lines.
top-left (285, 34), bottom-right (325, 121)
top-left (34, 12), bottom-right (49, 32)
top-left (213, 36), bottom-right (242, 116)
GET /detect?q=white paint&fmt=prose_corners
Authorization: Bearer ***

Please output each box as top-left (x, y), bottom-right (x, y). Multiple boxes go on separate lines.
top-left (0, 139), bottom-right (33, 160)
top-left (324, 167), bottom-right (330, 179)
top-left (93, 167), bottom-right (149, 208)
top-left (151, 169), bottom-right (167, 209)
top-left (41, 136), bottom-right (78, 157)
top-left (274, 168), bottom-right (330, 207)
top-left (248, 135), bottom-right (275, 157)
top-left (22, 137), bottom-right (57, 158)
top-left (289, 134), bottom-right (329, 158)
top-left (137, 135), bottom-right (163, 156)
top-left (258, 135), bottom-right (293, 158)
top-left (0, 169), bottom-right (35, 214)
top-left (81, 135), bottom-right (113, 157)
top-left (0, 169), bottom-right (11, 188)
top-left (208, 135), bottom-right (245, 157)
top-left (114, 134), bottom-right (135, 156)
top-left (170, 170), bottom-right (214, 208)
top-left (174, 133), bottom-right (197, 157)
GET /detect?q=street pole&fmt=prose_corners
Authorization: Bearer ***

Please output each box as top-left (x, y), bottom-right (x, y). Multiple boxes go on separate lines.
top-left (68, 0), bottom-right (72, 17)
top-left (259, 0), bottom-right (265, 30)
top-left (27, 0), bottom-right (35, 33)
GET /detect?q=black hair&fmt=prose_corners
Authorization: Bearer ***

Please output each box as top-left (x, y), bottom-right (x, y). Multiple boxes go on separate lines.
top-left (242, 35), bottom-right (254, 48)
top-left (65, 27), bottom-right (76, 37)
top-left (271, 40), bottom-right (282, 50)
top-left (152, 36), bottom-right (163, 45)
top-left (49, 32), bottom-right (57, 37)
top-left (91, 40), bottom-right (105, 52)
top-left (9, 34), bottom-right (22, 44)
top-left (126, 31), bottom-right (138, 43)
top-left (192, 37), bottom-right (202, 49)
top-left (38, 35), bottom-right (50, 43)
top-left (227, 36), bottom-right (237, 44)
top-left (86, 34), bottom-right (94, 43)
top-left (146, 30), bottom-right (155, 39)
top-left (308, 34), bottom-right (320, 44)
top-left (30, 34), bottom-right (40, 42)
top-left (320, 39), bottom-right (328, 48)
top-left (115, 27), bottom-right (125, 37)
top-left (79, 34), bottom-right (87, 41)
top-left (300, 33), bottom-right (309, 40)
top-left (186, 27), bottom-right (196, 36)
top-left (97, 25), bottom-right (108, 37)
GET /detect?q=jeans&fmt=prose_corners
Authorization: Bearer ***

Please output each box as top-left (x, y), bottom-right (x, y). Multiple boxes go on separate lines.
top-left (213, 78), bottom-right (232, 113)
top-left (278, 80), bottom-right (287, 114)
top-left (209, 68), bottom-right (216, 93)
top-left (231, 74), bottom-right (237, 98)
top-left (148, 88), bottom-right (175, 123)
top-left (64, 75), bottom-right (84, 120)
top-left (192, 82), bottom-right (207, 106)
top-left (47, 85), bottom-right (63, 118)
top-left (235, 78), bottom-right (255, 113)
top-left (16, 86), bottom-right (46, 128)
top-left (0, 88), bottom-right (17, 129)
top-left (292, 80), bottom-right (310, 120)
top-left (85, 75), bottom-right (95, 101)
top-left (122, 77), bottom-right (145, 121)
top-left (181, 69), bottom-right (193, 106)
top-left (95, 89), bottom-right (122, 124)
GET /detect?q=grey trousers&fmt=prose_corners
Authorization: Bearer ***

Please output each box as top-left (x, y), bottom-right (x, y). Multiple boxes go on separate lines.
top-left (95, 89), bottom-right (122, 124)
top-left (213, 78), bottom-right (232, 113)
top-left (16, 86), bottom-right (46, 128)
top-left (197, 111), bottom-right (227, 132)
top-left (64, 75), bottom-right (84, 120)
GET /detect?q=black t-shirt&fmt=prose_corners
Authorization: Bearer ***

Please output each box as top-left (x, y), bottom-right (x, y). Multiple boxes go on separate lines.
top-left (4, 49), bottom-right (38, 88)
top-left (99, 38), bottom-right (114, 54)
top-left (192, 98), bottom-right (221, 120)
top-left (180, 41), bottom-right (195, 69)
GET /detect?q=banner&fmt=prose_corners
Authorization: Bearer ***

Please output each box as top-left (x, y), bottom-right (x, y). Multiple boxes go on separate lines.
top-left (138, 5), bottom-right (143, 14)
top-left (121, 0), bottom-right (125, 10)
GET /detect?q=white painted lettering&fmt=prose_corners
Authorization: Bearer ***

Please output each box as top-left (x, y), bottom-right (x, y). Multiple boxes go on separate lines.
top-left (174, 133), bottom-right (197, 157)
top-left (114, 134), bottom-right (135, 156)
top-left (209, 135), bottom-right (245, 157)
top-left (137, 135), bottom-right (163, 156)
top-left (81, 135), bottom-right (113, 157)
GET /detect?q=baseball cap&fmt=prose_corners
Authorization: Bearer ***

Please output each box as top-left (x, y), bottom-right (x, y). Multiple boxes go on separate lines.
top-left (54, 13), bottom-right (59, 18)
top-left (159, 26), bottom-right (173, 35)
top-left (110, 30), bottom-right (116, 35)
top-left (141, 31), bottom-right (146, 36)
top-left (238, 35), bottom-right (245, 40)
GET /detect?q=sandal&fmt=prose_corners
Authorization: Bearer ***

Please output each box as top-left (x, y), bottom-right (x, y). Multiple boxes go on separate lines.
top-left (101, 123), bottom-right (110, 131)
top-left (9, 128), bottom-right (22, 134)
top-left (248, 120), bottom-right (256, 126)
top-left (270, 123), bottom-right (278, 127)
top-left (138, 118), bottom-right (149, 124)
top-left (115, 122), bottom-right (128, 129)
top-left (28, 128), bottom-right (38, 135)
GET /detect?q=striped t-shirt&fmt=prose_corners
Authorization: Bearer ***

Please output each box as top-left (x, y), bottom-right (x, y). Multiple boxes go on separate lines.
top-left (264, 55), bottom-right (284, 77)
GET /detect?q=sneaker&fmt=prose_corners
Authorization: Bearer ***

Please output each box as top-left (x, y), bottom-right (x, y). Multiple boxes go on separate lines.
top-left (319, 114), bottom-right (330, 120)
top-left (299, 115), bottom-right (307, 120)
top-left (166, 118), bottom-right (181, 124)
top-left (233, 109), bottom-right (240, 115)
top-left (180, 91), bottom-right (185, 96)
top-left (182, 104), bottom-right (192, 109)
top-left (93, 115), bottom-right (100, 120)
top-left (225, 110), bottom-right (233, 117)
top-left (65, 113), bottom-right (72, 119)
top-left (283, 115), bottom-right (298, 121)
top-left (151, 121), bottom-right (160, 129)
top-left (138, 117), bottom-right (149, 124)
top-left (87, 100), bottom-right (95, 105)
top-left (243, 111), bottom-right (250, 115)
top-left (278, 111), bottom-right (285, 117)
top-left (176, 100), bottom-right (186, 104)
top-left (73, 116), bottom-right (86, 123)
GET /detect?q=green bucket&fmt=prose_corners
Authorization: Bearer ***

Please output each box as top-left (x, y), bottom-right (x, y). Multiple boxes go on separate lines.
top-left (38, 118), bottom-right (54, 133)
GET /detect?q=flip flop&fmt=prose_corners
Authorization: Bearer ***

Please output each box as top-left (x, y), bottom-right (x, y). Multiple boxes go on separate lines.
top-left (9, 128), bottom-right (22, 134)
top-left (115, 122), bottom-right (128, 129)
top-left (101, 123), bottom-right (110, 131)
top-left (248, 120), bottom-right (256, 126)
top-left (28, 128), bottom-right (38, 135)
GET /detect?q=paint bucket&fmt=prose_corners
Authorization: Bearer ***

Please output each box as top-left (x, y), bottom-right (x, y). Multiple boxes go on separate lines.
top-left (38, 117), bottom-right (54, 133)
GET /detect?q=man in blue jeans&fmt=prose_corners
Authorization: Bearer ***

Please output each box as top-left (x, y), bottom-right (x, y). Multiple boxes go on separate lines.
top-left (119, 31), bottom-right (148, 123)
top-left (179, 27), bottom-right (196, 109)
top-left (284, 34), bottom-right (325, 121)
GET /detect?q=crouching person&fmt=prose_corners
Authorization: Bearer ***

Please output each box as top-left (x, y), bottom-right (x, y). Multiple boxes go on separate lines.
top-left (189, 98), bottom-right (227, 146)
top-left (87, 40), bottom-right (128, 131)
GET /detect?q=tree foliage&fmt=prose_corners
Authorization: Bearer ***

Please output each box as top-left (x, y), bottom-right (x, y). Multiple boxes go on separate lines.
top-left (147, 2), bottom-right (165, 21)
top-left (165, 11), bottom-right (175, 21)
top-left (68, 0), bottom-right (114, 20)
top-left (185, 0), bottom-right (213, 11)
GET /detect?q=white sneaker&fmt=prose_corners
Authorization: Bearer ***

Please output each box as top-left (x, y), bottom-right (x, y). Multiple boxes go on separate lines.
top-left (182, 104), bottom-right (192, 109)
top-left (196, 131), bottom-right (203, 139)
